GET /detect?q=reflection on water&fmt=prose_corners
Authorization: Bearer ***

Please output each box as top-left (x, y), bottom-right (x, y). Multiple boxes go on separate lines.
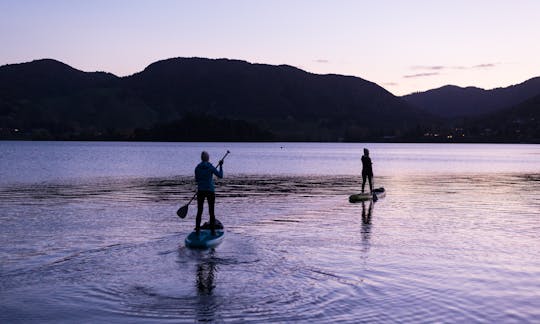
top-left (193, 249), bottom-right (219, 322)
top-left (360, 200), bottom-right (373, 256)
top-left (362, 200), bottom-right (373, 225)
top-left (0, 175), bottom-right (359, 208)
top-left (1, 142), bottom-right (540, 322)
top-left (196, 252), bottom-right (217, 296)
top-left (1, 142), bottom-right (539, 185)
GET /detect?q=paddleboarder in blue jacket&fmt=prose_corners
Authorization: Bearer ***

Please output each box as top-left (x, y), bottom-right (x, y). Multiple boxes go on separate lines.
top-left (361, 148), bottom-right (373, 193)
top-left (195, 151), bottom-right (223, 235)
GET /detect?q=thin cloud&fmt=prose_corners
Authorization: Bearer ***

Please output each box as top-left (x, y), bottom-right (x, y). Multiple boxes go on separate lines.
top-left (315, 59), bottom-right (329, 63)
top-left (403, 72), bottom-right (440, 78)
top-left (411, 65), bottom-right (445, 70)
top-left (472, 63), bottom-right (497, 69)
top-left (410, 63), bottom-right (500, 71)
top-left (382, 82), bottom-right (398, 86)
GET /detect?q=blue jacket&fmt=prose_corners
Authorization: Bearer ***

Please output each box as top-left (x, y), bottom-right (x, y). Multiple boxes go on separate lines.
top-left (195, 161), bottom-right (223, 192)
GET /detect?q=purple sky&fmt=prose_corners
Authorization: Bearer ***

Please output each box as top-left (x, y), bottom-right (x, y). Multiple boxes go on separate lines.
top-left (1, 0), bottom-right (539, 95)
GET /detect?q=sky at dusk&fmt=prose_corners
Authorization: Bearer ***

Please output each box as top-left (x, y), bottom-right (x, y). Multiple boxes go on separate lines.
top-left (1, 0), bottom-right (539, 95)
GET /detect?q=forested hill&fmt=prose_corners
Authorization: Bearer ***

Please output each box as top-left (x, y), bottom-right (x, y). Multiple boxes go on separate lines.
top-left (462, 93), bottom-right (540, 142)
top-left (401, 77), bottom-right (540, 118)
top-left (125, 58), bottom-right (429, 128)
top-left (0, 58), bottom-right (432, 141)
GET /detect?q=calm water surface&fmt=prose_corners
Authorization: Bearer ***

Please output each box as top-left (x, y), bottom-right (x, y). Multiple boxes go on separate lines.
top-left (1, 142), bottom-right (539, 323)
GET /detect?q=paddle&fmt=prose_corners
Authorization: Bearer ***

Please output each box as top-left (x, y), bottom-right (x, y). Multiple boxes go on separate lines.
top-left (176, 150), bottom-right (231, 219)
top-left (176, 192), bottom-right (197, 218)
top-left (219, 150), bottom-right (230, 165)
top-left (372, 177), bottom-right (378, 202)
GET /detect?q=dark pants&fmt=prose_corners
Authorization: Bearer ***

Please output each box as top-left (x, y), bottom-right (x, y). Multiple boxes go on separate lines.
top-left (196, 190), bottom-right (216, 232)
top-left (362, 173), bottom-right (373, 193)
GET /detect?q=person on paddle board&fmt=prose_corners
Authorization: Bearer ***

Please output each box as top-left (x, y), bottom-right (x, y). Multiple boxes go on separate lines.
top-left (195, 151), bottom-right (223, 235)
top-left (361, 148), bottom-right (373, 193)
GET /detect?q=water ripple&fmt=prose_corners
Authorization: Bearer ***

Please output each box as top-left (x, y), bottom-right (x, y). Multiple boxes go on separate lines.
top-left (1, 173), bottom-right (540, 322)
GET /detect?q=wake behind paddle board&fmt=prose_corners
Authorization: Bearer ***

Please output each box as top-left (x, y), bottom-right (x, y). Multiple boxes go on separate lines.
top-left (349, 187), bottom-right (386, 203)
top-left (185, 229), bottom-right (225, 249)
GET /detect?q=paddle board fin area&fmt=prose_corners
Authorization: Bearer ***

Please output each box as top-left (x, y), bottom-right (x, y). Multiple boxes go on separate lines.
top-left (200, 219), bottom-right (224, 230)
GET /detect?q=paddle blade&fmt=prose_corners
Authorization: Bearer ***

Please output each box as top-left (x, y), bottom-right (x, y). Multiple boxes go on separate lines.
top-left (176, 204), bottom-right (188, 219)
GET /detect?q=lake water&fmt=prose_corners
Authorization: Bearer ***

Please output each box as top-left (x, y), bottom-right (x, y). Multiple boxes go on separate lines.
top-left (1, 141), bottom-right (539, 323)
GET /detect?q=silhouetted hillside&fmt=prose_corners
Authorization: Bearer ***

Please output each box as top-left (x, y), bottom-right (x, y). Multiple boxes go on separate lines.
top-left (463, 94), bottom-right (540, 142)
top-left (0, 57), bottom-right (433, 141)
top-left (126, 58), bottom-right (428, 127)
top-left (402, 77), bottom-right (540, 118)
top-left (0, 59), bottom-right (157, 138)
top-left (133, 113), bottom-right (275, 142)
top-left (123, 58), bottom-right (434, 141)
top-left (0, 59), bottom-right (116, 98)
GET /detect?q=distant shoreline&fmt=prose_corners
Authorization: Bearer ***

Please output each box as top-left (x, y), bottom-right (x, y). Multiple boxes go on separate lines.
top-left (1, 139), bottom-right (539, 144)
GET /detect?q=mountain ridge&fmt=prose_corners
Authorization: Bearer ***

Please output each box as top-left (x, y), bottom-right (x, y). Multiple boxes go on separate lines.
top-left (402, 77), bottom-right (540, 118)
top-left (123, 57), bottom-right (426, 127)
top-left (0, 57), bottom-right (435, 141)
top-left (1, 57), bottom-right (538, 142)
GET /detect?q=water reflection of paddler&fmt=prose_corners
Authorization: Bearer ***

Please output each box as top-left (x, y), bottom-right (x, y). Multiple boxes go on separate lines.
top-left (196, 254), bottom-right (217, 295)
top-left (361, 200), bottom-right (374, 225)
top-left (195, 251), bottom-right (219, 322)
top-left (361, 200), bottom-right (374, 255)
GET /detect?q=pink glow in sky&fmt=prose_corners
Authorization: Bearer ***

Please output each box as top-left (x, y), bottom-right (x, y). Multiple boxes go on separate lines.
top-left (1, 0), bottom-right (539, 95)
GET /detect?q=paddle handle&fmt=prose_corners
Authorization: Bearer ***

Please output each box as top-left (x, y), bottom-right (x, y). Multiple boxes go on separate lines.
top-left (218, 150), bottom-right (230, 165)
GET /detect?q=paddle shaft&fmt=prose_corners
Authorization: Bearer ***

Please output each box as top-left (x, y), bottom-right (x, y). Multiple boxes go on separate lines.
top-left (218, 150), bottom-right (230, 165)
top-left (371, 177), bottom-right (378, 201)
top-left (187, 192), bottom-right (197, 205)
